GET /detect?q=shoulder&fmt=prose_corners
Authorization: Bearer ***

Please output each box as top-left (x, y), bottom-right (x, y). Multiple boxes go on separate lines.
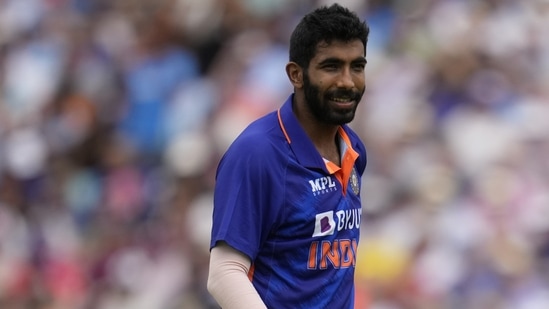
top-left (230, 112), bottom-right (283, 150)
top-left (218, 111), bottom-right (290, 171)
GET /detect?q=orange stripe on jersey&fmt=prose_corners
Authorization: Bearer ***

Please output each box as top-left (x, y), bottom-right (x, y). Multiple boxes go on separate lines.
top-left (339, 127), bottom-right (359, 195)
top-left (325, 160), bottom-right (340, 174)
top-left (325, 160), bottom-right (344, 186)
top-left (277, 109), bottom-right (291, 144)
top-left (248, 264), bottom-right (255, 281)
top-left (324, 127), bottom-right (359, 195)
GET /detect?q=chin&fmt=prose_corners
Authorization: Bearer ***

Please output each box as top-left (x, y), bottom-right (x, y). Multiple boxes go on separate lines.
top-left (330, 108), bottom-right (356, 124)
top-left (328, 114), bottom-right (355, 125)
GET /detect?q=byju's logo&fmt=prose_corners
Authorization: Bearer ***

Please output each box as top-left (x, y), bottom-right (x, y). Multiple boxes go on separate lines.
top-left (312, 211), bottom-right (335, 237)
top-left (312, 209), bottom-right (362, 237)
top-left (309, 176), bottom-right (337, 196)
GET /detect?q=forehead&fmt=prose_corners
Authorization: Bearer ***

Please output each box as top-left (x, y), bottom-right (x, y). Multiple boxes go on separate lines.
top-left (311, 39), bottom-right (365, 63)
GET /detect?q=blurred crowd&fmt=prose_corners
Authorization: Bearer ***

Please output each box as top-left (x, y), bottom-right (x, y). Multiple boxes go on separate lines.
top-left (0, 0), bottom-right (548, 308)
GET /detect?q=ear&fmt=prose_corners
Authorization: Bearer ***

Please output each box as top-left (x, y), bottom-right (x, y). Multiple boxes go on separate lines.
top-left (285, 62), bottom-right (304, 89)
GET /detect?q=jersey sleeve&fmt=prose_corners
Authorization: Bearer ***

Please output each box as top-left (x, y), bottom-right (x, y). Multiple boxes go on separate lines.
top-left (210, 135), bottom-right (285, 261)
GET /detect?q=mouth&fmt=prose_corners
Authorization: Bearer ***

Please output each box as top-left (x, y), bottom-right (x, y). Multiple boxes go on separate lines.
top-left (328, 96), bottom-right (356, 107)
top-left (326, 89), bottom-right (361, 107)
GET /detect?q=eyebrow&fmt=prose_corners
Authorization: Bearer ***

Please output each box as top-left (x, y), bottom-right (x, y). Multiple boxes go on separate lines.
top-left (317, 57), bottom-right (367, 66)
top-left (354, 57), bottom-right (367, 64)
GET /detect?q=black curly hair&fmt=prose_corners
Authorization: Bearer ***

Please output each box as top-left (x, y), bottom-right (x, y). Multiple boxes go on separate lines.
top-left (289, 3), bottom-right (370, 69)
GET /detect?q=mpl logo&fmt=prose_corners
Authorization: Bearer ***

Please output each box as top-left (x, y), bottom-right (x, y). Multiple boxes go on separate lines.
top-left (309, 176), bottom-right (337, 196)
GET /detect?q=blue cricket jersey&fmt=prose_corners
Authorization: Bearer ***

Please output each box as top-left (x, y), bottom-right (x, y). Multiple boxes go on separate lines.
top-left (211, 94), bottom-right (367, 308)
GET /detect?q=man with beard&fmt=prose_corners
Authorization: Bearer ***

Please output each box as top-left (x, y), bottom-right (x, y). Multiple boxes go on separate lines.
top-left (208, 3), bottom-right (370, 308)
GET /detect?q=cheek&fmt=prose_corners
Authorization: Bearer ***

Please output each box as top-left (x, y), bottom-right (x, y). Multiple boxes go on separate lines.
top-left (309, 70), bottom-right (333, 87)
top-left (314, 76), bottom-right (328, 88)
top-left (355, 81), bottom-right (366, 93)
top-left (312, 79), bottom-right (329, 94)
top-left (353, 74), bottom-right (365, 86)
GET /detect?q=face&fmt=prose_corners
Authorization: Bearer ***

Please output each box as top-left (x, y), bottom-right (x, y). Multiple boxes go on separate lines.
top-left (303, 39), bottom-right (366, 125)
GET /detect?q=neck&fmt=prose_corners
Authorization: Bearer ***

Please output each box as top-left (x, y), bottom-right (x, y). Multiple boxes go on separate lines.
top-left (292, 93), bottom-right (341, 164)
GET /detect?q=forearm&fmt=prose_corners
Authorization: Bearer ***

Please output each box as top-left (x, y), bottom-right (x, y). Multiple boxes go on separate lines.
top-left (207, 243), bottom-right (267, 309)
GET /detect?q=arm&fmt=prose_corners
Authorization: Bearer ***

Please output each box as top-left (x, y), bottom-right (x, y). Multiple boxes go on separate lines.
top-left (207, 242), bottom-right (267, 309)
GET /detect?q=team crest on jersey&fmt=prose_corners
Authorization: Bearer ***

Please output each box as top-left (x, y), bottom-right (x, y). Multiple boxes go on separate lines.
top-left (350, 168), bottom-right (360, 195)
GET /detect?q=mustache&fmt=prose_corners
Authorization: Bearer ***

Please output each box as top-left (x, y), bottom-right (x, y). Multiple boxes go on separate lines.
top-left (325, 89), bottom-right (363, 101)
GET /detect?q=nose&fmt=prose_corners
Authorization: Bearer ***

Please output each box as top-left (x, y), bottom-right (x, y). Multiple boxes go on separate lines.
top-left (336, 68), bottom-right (354, 89)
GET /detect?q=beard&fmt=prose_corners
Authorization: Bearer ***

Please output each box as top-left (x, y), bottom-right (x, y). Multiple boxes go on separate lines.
top-left (303, 73), bottom-right (364, 125)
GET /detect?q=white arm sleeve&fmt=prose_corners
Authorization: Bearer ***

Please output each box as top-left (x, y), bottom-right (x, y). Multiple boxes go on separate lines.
top-left (207, 242), bottom-right (267, 309)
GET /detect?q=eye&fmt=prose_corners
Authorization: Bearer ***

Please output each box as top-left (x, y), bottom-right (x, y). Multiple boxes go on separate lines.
top-left (322, 63), bottom-right (339, 71)
top-left (352, 63), bottom-right (365, 72)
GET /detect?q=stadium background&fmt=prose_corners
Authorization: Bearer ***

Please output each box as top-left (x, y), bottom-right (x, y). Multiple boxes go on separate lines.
top-left (0, 0), bottom-right (548, 308)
